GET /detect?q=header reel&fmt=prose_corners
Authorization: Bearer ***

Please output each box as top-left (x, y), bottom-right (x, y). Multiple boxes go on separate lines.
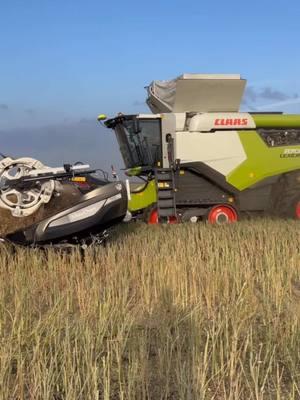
top-left (0, 157), bottom-right (91, 217)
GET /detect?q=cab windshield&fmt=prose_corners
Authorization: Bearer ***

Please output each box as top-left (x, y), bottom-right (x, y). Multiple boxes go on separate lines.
top-left (114, 118), bottom-right (161, 168)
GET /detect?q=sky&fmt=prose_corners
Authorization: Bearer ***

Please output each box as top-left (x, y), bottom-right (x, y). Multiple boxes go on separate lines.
top-left (1, 0), bottom-right (300, 172)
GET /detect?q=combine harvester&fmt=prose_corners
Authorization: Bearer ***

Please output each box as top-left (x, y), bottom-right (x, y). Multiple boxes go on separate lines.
top-left (0, 73), bottom-right (299, 247)
top-left (101, 74), bottom-right (300, 224)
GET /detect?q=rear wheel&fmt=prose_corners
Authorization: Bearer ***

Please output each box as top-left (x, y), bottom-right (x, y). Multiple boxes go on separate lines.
top-left (207, 205), bottom-right (238, 224)
top-left (296, 202), bottom-right (300, 219)
top-left (274, 191), bottom-right (300, 219)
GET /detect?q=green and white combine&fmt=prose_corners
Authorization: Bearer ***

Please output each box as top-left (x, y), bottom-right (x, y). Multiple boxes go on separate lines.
top-left (101, 74), bottom-right (300, 223)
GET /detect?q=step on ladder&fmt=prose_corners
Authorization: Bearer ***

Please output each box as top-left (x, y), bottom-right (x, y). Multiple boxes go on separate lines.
top-left (154, 168), bottom-right (177, 221)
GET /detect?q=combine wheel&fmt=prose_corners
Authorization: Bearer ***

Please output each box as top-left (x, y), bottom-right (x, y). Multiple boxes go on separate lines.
top-left (143, 204), bottom-right (159, 224)
top-left (143, 205), bottom-right (178, 224)
top-left (207, 205), bottom-right (238, 224)
top-left (148, 208), bottom-right (159, 224)
top-left (296, 202), bottom-right (300, 219)
top-left (274, 191), bottom-right (300, 220)
top-left (167, 216), bottom-right (178, 224)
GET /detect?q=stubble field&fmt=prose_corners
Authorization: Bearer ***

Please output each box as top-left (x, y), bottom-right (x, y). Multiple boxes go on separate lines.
top-left (0, 220), bottom-right (299, 399)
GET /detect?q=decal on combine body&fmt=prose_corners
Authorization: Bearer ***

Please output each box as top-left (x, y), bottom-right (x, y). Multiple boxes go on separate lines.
top-left (280, 149), bottom-right (300, 158)
top-left (215, 118), bottom-right (248, 127)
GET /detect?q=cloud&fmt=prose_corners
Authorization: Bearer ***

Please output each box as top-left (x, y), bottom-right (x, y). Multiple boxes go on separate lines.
top-left (0, 119), bottom-right (124, 176)
top-left (255, 97), bottom-right (300, 111)
top-left (259, 87), bottom-right (290, 102)
top-left (0, 104), bottom-right (9, 111)
top-left (242, 86), bottom-right (299, 108)
top-left (24, 108), bottom-right (35, 116)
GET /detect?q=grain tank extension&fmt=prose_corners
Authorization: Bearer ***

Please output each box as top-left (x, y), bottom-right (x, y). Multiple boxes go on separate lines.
top-left (104, 74), bottom-right (300, 223)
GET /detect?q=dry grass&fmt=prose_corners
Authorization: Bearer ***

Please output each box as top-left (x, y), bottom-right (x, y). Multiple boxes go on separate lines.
top-left (0, 220), bottom-right (299, 399)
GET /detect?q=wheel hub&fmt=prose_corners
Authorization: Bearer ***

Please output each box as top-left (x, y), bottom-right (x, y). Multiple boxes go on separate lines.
top-left (207, 205), bottom-right (238, 224)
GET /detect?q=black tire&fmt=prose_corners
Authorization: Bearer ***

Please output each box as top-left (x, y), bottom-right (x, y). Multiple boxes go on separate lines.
top-left (271, 171), bottom-right (300, 219)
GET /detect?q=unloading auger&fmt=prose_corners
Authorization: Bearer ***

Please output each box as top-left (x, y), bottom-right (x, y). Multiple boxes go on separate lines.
top-left (0, 156), bottom-right (128, 247)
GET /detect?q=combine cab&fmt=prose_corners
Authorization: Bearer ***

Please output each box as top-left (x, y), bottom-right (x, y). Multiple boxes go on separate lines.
top-left (103, 74), bottom-right (300, 223)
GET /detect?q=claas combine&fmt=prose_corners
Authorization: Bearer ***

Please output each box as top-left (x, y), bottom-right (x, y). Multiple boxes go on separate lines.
top-left (102, 74), bottom-right (300, 224)
top-left (0, 73), bottom-right (299, 247)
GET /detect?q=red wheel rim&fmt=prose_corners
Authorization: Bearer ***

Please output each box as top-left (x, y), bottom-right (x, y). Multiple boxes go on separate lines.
top-left (168, 216), bottom-right (178, 224)
top-left (208, 205), bottom-right (238, 224)
top-left (148, 210), bottom-right (178, 224)
top-left (296, 202), bottom-right (300, 219)
top-left (148, 209), bottom-right (159, 224)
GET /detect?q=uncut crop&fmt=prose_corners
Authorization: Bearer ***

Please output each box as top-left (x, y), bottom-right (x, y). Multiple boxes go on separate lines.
top-left (0, 220), bottom-right (299, 399)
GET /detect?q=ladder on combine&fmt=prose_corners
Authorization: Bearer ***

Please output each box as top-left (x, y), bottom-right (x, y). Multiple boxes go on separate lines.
top-left (154, 168), bottom-right (177, 221)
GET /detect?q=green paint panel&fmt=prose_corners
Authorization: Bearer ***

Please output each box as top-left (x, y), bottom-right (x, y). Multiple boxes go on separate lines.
top-left (126, 167), bottom-right (142, 176)
top-left (227, 131), bottom-right (300, 190)
top-left (128, 179), bottom-right (157, 212)
top-left (252, 114), bottom-right (300, 128)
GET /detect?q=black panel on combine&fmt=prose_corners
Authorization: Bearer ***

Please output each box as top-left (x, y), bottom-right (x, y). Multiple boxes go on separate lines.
top-left (175, 169), bottom-right (229, 206)
top-left (238, 184), bottom-right (273, 211)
